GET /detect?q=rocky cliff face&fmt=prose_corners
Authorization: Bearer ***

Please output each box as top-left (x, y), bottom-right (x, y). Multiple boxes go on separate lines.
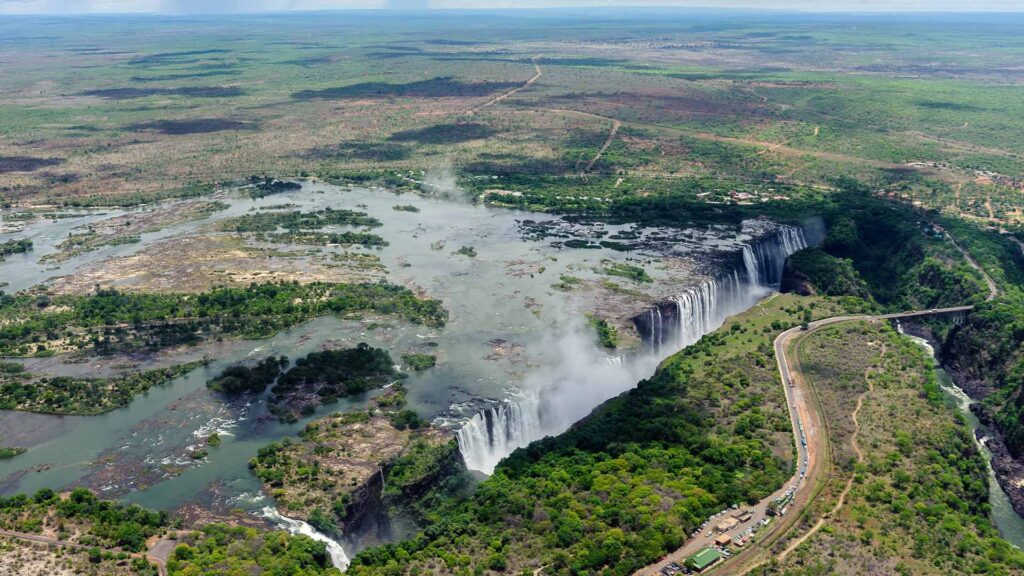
top-left (779, 258), bottom-right (815, 296)
top-left (936, 314), bottom-right (1024, 518)
top-left (250, 387), bottom-right (469, 551)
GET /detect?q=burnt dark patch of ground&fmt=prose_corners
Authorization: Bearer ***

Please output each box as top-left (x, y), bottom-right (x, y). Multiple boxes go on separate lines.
top-left (128, 48), bottom-right (230, 65)
top-left (126, 118), bottom-right (255, 135)
top-left (462, 154), bottom-right (572, 176)
top-left (389, 122), bottom-right (497, 144)
top-left (130, 70), bottom-right (239, 82)
top-left (538, 57), bottom-right (647, 69)
top-left (424, 39), bottom-right (491, 46)
top-left (916, 100), bottom-right (984, 112)
top-left (0, 156), bottom-right (64, 173)
top-left (373, 45), bottom-right (425, 52)
top-left (309, 142), bottom-right (413, 162)
top-left (292, 77), bottom-right (519, 100)
top-left (82, 86), bottom-right (245, 100)
top-left (283, 54), bottom-right (346, 67)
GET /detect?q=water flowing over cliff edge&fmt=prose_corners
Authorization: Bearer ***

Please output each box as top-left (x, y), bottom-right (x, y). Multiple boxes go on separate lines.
top-left (457, 225), bottom-right (808, 474)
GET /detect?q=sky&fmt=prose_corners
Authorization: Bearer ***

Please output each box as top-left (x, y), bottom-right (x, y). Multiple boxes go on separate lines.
top-left (1, 0), bottom-right (1022, 13)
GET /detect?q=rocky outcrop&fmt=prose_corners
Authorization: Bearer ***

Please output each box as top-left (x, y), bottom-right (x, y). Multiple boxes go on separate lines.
top-left (780, 259), bottom-right (815, 296)
top-left (970, 403), bottom-right (1024, 517)
top-left (251, 387), bottom-right (468, 551)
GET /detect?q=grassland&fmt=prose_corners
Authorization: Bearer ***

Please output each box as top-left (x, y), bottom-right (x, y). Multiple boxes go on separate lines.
top-left (767, 321), bottom-right (1024, 575)
top-left (0, 11), bottom-right (1022, 229)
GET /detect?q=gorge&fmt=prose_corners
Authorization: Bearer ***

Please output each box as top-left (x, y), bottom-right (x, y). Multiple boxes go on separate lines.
top-left (456, 225), bottom-right (809, 474)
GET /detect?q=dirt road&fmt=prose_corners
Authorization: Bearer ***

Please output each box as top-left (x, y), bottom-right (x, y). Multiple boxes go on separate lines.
top-left (467, 56), bottom-right (542, 114)
top-left (0, 529), bottom-right (169, 576)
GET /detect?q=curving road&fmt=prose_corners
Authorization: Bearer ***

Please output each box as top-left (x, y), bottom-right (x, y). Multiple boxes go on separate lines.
top-left (635, 304), bottom-right (978, 576)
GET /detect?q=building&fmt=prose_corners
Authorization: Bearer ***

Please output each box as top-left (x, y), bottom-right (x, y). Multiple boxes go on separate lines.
top-left (714, 517), bottom-right (739, 533)
top-left (686, 547), bottom-right (723, 573)
top-left (714, 534), bottom-right (732, 547)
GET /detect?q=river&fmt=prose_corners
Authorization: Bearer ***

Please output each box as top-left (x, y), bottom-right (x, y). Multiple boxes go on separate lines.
top-left (908, 335), bottom-right (1024, 548)
top-left (1, 181), bottom-right (809, 559)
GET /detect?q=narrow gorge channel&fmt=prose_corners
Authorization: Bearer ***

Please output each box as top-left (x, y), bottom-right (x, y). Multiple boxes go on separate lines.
top-left (908, 335), bottom-right (1024, 548)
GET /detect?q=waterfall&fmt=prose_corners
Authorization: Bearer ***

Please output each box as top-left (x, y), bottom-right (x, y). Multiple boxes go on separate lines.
top-left (456, 393), bottom-right (543, 475)
top-left (261, 506), bottom-right (350, 570)
top-left (637, 225), bottom-right (808, 350)
top-left (455, 224), bottom-right (808, 475)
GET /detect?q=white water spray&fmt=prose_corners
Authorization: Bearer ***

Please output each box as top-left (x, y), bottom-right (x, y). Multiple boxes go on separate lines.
top-left (261, 506), bottom-right (351, 571)
top-left (456, 225), bottom-right (808, 474)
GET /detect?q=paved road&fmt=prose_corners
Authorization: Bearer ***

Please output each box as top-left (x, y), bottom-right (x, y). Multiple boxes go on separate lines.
top-left (0, 529), bottom-right (169, 576)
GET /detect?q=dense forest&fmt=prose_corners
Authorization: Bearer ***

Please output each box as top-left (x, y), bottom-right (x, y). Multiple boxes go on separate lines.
top-left (271, 344), bottom-right (401, 419)
top-left (0, 362), bottom-right (201, 415)
top-left (208, 344), bottom-right (402, 420)
top-left (348, 296), bottom-right (832, 575)
top-left (0, 488), bottom-right (340, 575)
top-left (0, 238), bottom-right (32, 261)
top-left (0, 281), bottom-right (446, 356)
top-left (217, 207), bottom-right (381, 232)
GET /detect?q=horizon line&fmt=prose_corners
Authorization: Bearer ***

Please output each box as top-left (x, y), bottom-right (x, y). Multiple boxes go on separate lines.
top-left (3, 6), bottom-right (1024, 15)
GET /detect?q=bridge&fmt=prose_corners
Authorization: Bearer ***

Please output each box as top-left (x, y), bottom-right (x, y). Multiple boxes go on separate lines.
top-left (880, 305), bottom-right (974, 326)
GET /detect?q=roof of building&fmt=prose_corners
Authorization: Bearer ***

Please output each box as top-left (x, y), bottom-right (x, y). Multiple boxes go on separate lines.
top-left (688, 547), bottom-right (722, 570)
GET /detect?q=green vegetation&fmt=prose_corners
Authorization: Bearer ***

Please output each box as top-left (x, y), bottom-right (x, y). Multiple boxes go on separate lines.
top-left (269, 343), bottom-right (401, 419)
top-left (0, 362), bottom-right (201, 415)
top-left (0, 488), bottom-right (168, 553)
top-left (251, 387), bottom-right (467, 536)
top-left (262, 230), bottom-right (389, 248)
top-left (587, 314), bottom-right (619, 349)
top-left (600, 262), bottom-right (651, 284)
top-left (944, 293), bottom-right (1024, 458)
top-left (0, 238), bottom-right (32, 260)
top-left (770, 183), bottom-right (992, 312)
top-left (402, 353), bottom-right (437, 371)
top-left (168, 524), bottom-right (340, 576)
top-left (247, 176), bottom-right (302, 199)
top-left (349, 295), bottom-right (841, 575)
top-left (774, 322), bottom-right (1024, 575)
top-left (207, 355), bottom-right (288, 395)
top-left (454, 245), bottom-right (477, 258)
top-left (551, 274), bottom-right (583, 291)
top-left (0, 447), bottom-right (26, 459)
top-left (393, 204), bottom-right (420, 213)
top-left (218, 207), bottom-right (381, 232)
top-left (784, 247), bottom-right (871, 299)
top-left (209, 343), bottom-right (401, 419)
top-left (0, 487), bottom-right (338, 575)
top-left (0, 282), bottom-right (446, 356)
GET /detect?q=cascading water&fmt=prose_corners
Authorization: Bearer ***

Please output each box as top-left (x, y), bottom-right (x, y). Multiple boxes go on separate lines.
top-left (261, 506), bottom-right (351, 570)
top-left (639, 225), bottom-right (808, 350)
top-left (456, 225), bottom-right (809, 474)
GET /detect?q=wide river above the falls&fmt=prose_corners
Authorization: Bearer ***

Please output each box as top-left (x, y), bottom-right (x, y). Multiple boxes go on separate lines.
top-left (0, 181), bottom-right (808, 548)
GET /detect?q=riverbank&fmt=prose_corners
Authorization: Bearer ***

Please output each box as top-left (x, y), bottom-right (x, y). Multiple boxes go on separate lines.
top-left (904, 325), bottom-right (1024, 543)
